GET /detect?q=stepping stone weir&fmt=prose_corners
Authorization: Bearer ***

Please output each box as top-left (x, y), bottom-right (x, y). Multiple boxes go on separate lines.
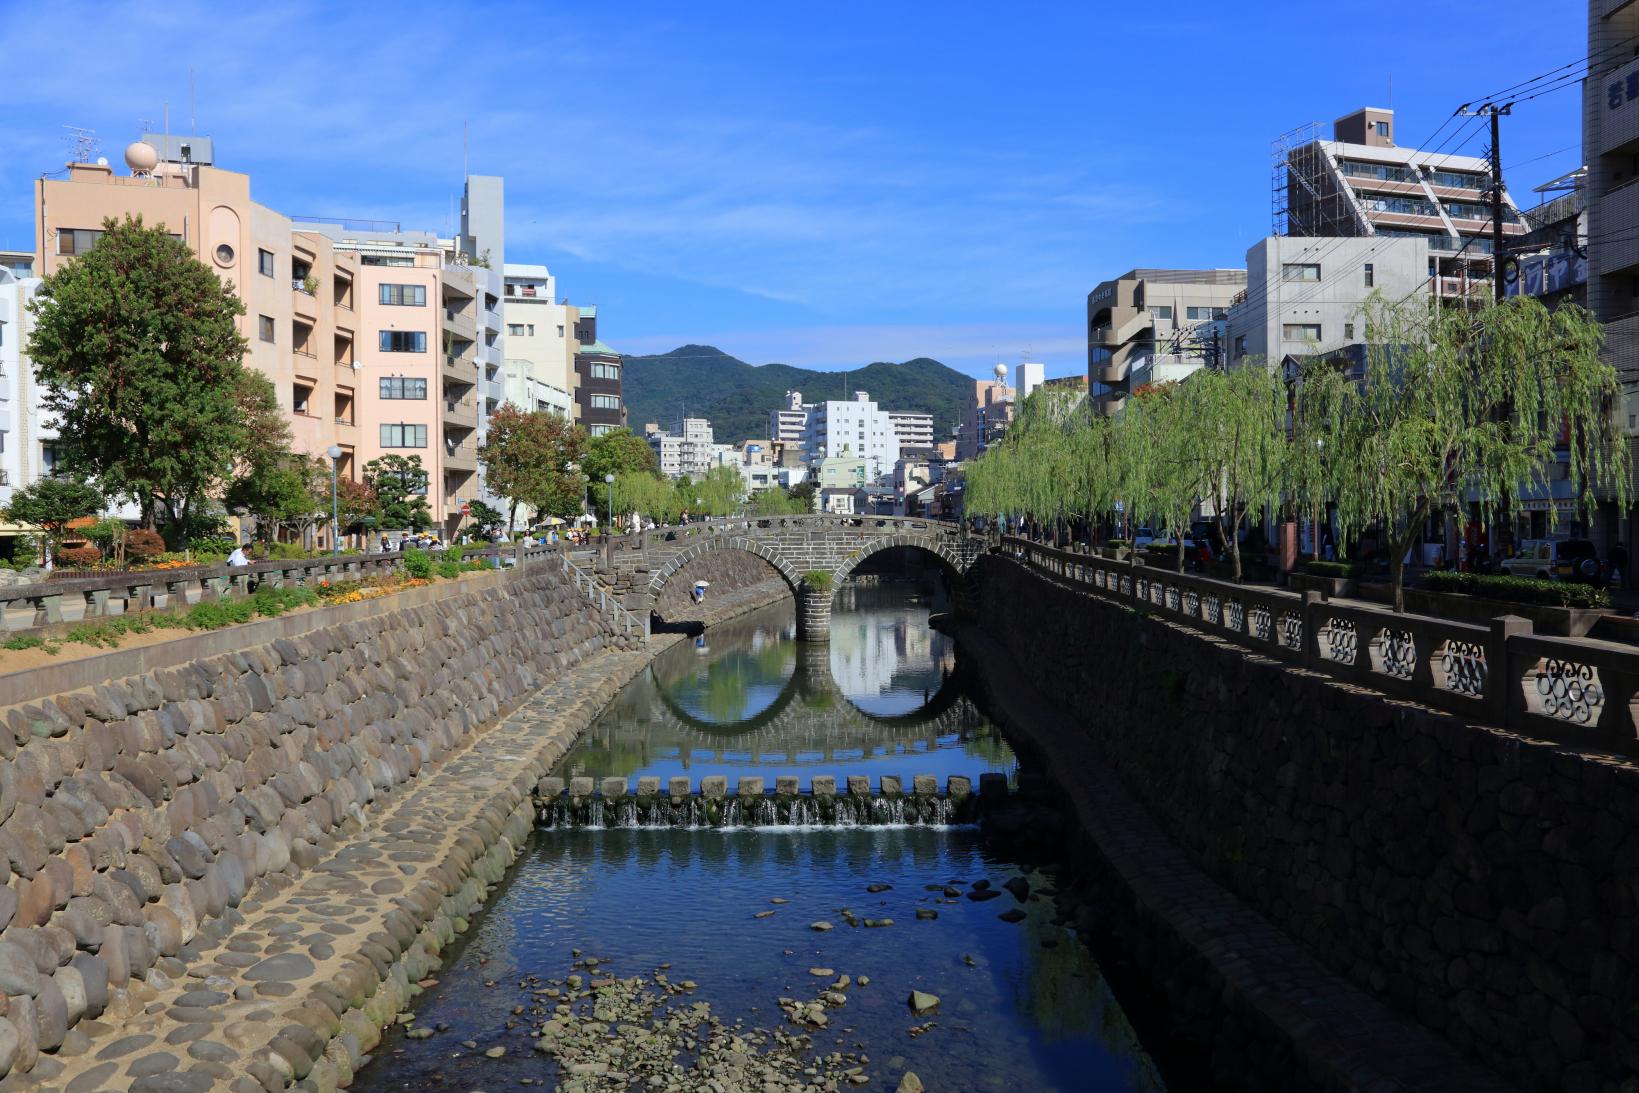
top-left (531, 773), bottom-right (1002, 828)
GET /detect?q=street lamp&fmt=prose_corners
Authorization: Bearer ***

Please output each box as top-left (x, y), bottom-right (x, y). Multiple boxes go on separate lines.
top-left (326, 445), bottom-right (343, 557)
top-left (604, 473), bottom-right (616, 567)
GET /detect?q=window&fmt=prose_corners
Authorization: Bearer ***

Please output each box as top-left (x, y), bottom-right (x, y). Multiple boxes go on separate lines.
top-left (55, 228), bottom-right (104, 255)
top-left (1363, 263), bottom-right (1374, 287)
top-left (1283, 323), bottom-right (1322, 342)
top-left (526, 324), bottom-right (535, 336)
top-left (591, 361), bottom-right (621, 380)
top-left (557, 325), bottom-right (565, 337)
top-left (1282, 263), bottom-right (1321, 282)
top-left (589, 424), bottom-right (616, 436)
top-left (379, 330), bottom-right (427, 353)
top-left (380, 423), bottom-right (428, 448)
top-left (1344, 323), bottom-right (1355, 339)
top-left (1428, 168), bottom-right (1488, 190)
top-left (258, 315), bottom-right (275, 343)
top-left (379, 283), bottom-right (426, 306)
top-left (1186, 306), bottom-right (1226, 321)
top-left (40, 442), bottom-right (61, 476)
top-left (361, 255), bottom-right (414, 266)
top-left (1340, 160), bottom-right (1418, 184)
top-left (1233, 335), bottom-right (1247, 357)
top-left (1362, 194), bottom-right (1438, 217)
top-left (1149, 305), bottom-right (1172, 320)
top-left (258, 249), bottom-right (275, 277)
top-left (379, 377), bottom-right (428, 400)
top-left (1374, 121), bottom-right (1390, 137)
top-left (505, 283), bottom-right (516, 295)
top-left (507, 324), bottom-right (526, 336)
top-left (590, 394), bottom-right (621, 410)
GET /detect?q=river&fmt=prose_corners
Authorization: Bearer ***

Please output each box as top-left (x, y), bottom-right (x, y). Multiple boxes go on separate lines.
top-left (351, 580), bottom-right (1167, 1092)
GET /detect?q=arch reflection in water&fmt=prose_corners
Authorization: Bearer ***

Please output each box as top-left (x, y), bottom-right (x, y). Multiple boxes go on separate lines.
top-left (560, 584), bottom-right (1015, 787)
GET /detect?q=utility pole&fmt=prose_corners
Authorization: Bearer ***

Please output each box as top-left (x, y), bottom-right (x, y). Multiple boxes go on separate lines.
top-left (1461, 102), bottom-right (1512, 301)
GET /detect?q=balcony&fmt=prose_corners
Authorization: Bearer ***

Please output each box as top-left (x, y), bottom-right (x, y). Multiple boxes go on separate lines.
top-left (1097, 357), bottom-right (1132, 385)
top-left (291, 281), bottom-right (318, 321)
top-left (442, 350), bottom-right (477, 384)
top-left (442, 305), bottom-right (477, 344)
top-left (443, 437), bottom-right (478, 472)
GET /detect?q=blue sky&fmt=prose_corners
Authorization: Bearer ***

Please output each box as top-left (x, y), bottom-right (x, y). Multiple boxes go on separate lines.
top-left (0, 0), bottom-right (1584, 379)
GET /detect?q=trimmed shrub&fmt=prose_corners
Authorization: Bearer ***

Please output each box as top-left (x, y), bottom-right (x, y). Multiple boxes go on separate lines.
top-left (1422, 570), bottom-right (1609, 610)
top-left (401, 548), bottom-right (433, 580)
top-left (1304, 560), bottom-right (1361, 578)
top-left (125, 528), bottom-right (166, 561)
top-left (57, 544), bottom-right (101, 567)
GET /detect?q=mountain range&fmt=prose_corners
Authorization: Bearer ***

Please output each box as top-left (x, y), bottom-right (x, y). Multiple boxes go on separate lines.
top-left (620, 345), bottom-right (973, 444)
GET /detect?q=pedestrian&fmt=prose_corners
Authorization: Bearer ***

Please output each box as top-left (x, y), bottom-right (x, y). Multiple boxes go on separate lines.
top-left (1612, 540), bottom-right (1629, 589)
top-left (379, 533), bottom-right (389, 553)
top-left (227, 542), bottom-right (252, 567)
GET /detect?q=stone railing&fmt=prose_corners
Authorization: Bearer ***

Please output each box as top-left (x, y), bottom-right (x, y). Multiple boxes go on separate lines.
top-left (0, 543), bottom-right (645, 641)
top-left (1003, 536), bottom-right (1639, 757)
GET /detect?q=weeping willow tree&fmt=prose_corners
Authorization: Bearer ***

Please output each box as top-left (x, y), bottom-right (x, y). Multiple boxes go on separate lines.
top-left (1176, 365), bottom-right (1288, 581)
top-left (1298, 294), bottom-right (1629, 612)
top-left (966, 388), bottom-right (1089, 535)
top-left (1122, 383), bottom-right (1201, 571)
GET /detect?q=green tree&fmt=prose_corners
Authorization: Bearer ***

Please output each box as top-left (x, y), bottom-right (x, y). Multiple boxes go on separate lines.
top-left (225, 452), bottom-right (328, 545)
top-left (582, 427), bottom-right (657, 482)
top-left (478, 403), bottom-right (586, 529)
top-left (696, 465), bottom-right (746, 516)
top-left (27, 215), bottom-right (261, 546)
top-left (1123, 383), bottom-right (1199, 570)
top-left (364, 455), bottom-right (434, 531)
top-left (464, 499), bottom-right (505, 536)
top-left (749, 488), bottom-right (803, 516)
top-left (1176, 365), bottom-right (1288, 582)
top-left (3, 477), bottom-right (105, 565)
top-left (337, 477), bottom-right (380, 536)
top-left (788, 478), bottom-right (818, 511)
top-left (1300, 295), bottom-right (1629, 611)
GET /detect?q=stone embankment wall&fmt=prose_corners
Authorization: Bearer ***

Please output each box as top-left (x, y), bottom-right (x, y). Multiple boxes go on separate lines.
top-left (975, 555), bottom-right (1638, 1093)
top-left (0, 563), bottom-right (633, 1084)
top-left (653, 550), bottom-right (791, 618)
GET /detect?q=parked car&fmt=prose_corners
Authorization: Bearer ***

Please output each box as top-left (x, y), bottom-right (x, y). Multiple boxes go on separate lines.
top-left (1500, 538), bottom-right (1601, 584)
top-left (1133, 527), bottom-right (1160, 548)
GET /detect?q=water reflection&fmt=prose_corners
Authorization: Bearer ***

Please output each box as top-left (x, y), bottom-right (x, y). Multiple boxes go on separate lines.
top-left (560, 582), bottom-right (1014, 786)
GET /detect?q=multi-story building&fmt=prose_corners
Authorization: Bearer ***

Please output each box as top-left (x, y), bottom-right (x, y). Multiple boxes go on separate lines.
top-left (1224, 235), bottom-right (1429, 369)
top-left (955, 368), bottom-right (1016, 460)
top-left (887, 410), bottom-right (935, 453)
top-left (0, 256), bottom-right (37, 519)
top-left (769, 390), bottom-right (809, 463)
top-left (501, 262), bottom-right (577, 417)
top-left (802, 391), bottom-right (900, 480)
top-left (572, 308), bottom-right (626, 434)
top-left (1016, 361), bottom-right (1044, 400)
top-left (1274, 107), bottom-right (1526, 300)
top-left (1085, 269), bottom-right (1248, 415)
top-left (35, 142), bottom-right (364, 494)
top-left (645, 417), bottom-right (715, 478)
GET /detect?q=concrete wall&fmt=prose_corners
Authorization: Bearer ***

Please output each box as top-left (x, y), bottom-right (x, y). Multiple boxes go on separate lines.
top-left (0, 561), bottom-right (630, 1079)
top-left (975, 555), bottom-right (1638, 1093)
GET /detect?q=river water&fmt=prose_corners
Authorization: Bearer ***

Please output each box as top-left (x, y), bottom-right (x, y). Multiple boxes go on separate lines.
top-left (352, 581), bottom-right (1167, 1092)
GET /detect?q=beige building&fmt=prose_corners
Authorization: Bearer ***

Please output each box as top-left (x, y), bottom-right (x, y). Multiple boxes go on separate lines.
top-left (1085, 269), bottom-right (1247, 415)
top-left (501, 263), bottom-right (576, 417)
top-left (35, 144), bottom-right (363, 486)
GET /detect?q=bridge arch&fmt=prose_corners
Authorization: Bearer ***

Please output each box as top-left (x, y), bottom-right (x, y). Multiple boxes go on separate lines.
top-left (646, 535), bottom-right (805, 602)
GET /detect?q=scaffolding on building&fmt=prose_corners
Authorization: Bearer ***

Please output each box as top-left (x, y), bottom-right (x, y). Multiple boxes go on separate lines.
top-left (1271, 122), bottom-right (1355, 237)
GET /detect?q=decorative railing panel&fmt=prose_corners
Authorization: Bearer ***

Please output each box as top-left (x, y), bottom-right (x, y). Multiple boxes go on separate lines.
top-left (999, 536), bottom-right (1639, 758)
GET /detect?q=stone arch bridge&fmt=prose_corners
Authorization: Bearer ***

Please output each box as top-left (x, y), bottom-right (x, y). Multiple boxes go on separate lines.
top-left (578, 515), bottom-right (985, 640)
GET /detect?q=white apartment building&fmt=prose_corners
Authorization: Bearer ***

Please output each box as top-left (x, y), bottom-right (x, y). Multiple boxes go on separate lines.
top-left (501, 263), bottom-right (578, 416)
top-left (0, 261), bottom-right (38, 512)
top-left (1225, 235), bottom-right (1429, 369)
top-left (887, 410), bottom-right (935, 452)
top-left (803, 392), bottom-right (900, 481)
top-left (646, 417), bottom-right (716, 479)
top-left (1016, 361), bottom-right (1044, 400)
top-left (769, 390), bottom-right (808, 460)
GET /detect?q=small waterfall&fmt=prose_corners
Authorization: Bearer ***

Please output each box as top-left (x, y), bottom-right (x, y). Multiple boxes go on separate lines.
top-left (536, 788), bottom-right (982, 830)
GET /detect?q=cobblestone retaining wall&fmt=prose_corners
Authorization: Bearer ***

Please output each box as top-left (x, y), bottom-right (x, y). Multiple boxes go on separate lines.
top-left (0, 563), bottom-right (632, 1084)
top-left (976, 555), bottom-right (1639, 1093)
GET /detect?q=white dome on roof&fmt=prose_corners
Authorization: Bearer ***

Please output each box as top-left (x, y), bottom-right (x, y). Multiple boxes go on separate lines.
top-left (993, 362), bottom-right (1008, 382)
top-left (124, 141), bottom-right (158, 172)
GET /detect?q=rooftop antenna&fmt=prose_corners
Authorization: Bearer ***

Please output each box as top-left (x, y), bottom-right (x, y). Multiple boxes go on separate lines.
top-left (63, 126), bottom-right (100, 163)
top-left (463, 120), bottom-right (469, 182)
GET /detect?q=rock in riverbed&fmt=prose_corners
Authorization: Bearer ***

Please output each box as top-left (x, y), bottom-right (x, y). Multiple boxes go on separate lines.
top-left (907, 990), bottom-right (940, 1015)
